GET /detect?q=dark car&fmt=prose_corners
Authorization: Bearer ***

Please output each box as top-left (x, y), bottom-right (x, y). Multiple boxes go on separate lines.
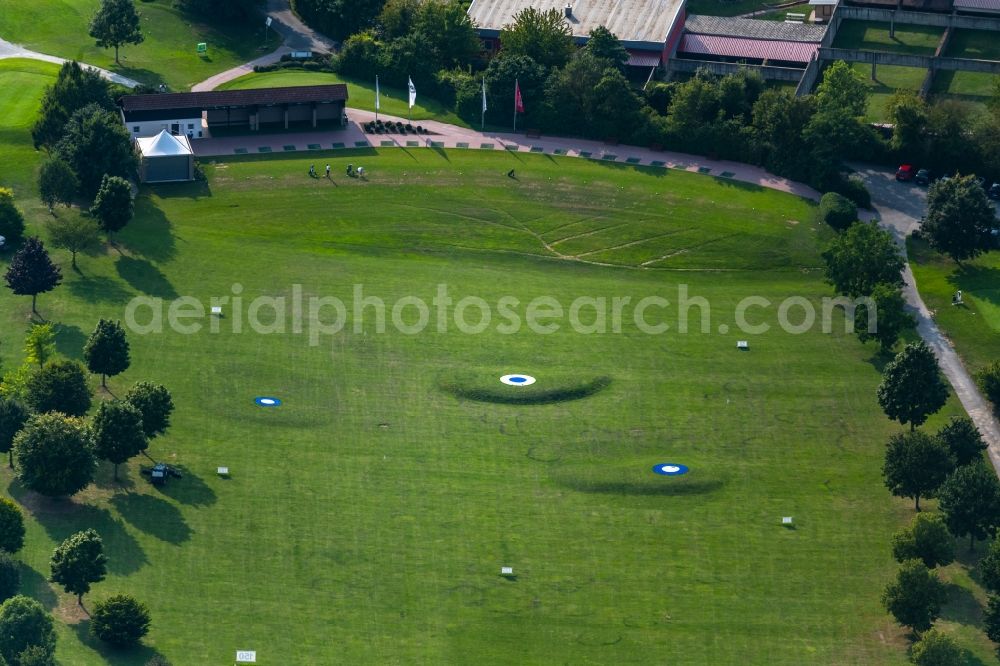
top-left (915, 169), bottom-right (932, 185)
top-left (896, 164), bottom-right (915, 181)
top-left (989, 183), bottom-right (1000, 200)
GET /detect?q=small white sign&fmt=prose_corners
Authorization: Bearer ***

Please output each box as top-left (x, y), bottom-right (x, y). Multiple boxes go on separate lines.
top-left (501, 566), bottom-right (513, 575)
top-left (236, 650), bottom-right (256, 663)
top-left (265, 16), bottom-right (272, 27)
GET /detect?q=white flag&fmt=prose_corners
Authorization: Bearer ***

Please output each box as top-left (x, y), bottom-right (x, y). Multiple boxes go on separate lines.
top-left (375, 75), bottom-right (380, 110)
top-left (265, 16), bottom-right (272, 27)
top-left (407, 77), bottom-right (416, 109)
top-left (481, 78), bottom-right (487, 113)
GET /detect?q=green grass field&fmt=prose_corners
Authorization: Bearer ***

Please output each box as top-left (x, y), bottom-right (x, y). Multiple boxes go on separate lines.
top-left (0, 0), bottom-right (279, 90)
top-left (2, 58), bottom-right (998, 666)
top-left (833, 21), bottom-right (944, 56)
top-left (931, 71), bottom-right (996, 113)
top-left (217, 70), bottom-right (471, 127)
top-left (945, 29), bottom-right (1000, 62)
top-left (909, 238), bottom-right (1000, 374)
top-left (846, 62), bottom-right (927, 122)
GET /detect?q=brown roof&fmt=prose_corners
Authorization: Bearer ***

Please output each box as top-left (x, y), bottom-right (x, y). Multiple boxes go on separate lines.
top-left (121, 85), bottom-right (349, 112)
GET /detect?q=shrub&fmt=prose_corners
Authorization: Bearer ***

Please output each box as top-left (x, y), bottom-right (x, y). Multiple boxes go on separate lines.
top-left (832, 175), bottom-right (872, 209)
top-left (0, 189), bottom-right (26, 245)
top-left (976, 360), bottom-right (1000, 412)
top-left (0, 552), bottom-right (20, 603)
top-left (0, 498), bottom-right (25, 554)
top-left (90, 594), bottom-right (151, 646)
top-left (818, 192), bottom-right (858, 231)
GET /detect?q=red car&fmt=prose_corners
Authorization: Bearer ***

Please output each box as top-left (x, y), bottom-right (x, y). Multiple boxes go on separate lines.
top-left (896, 164), bottom-right (915, 181)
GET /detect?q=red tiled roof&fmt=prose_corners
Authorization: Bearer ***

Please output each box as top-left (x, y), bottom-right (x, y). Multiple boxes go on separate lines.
top-left (679, 34), bottom-right (818, 63)
top-left (121, 85), bottom-right (349, 112)
top-left (627, 50), bottom-right (662, 67)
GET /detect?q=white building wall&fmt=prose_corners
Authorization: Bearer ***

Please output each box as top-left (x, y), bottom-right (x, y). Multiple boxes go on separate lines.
top-left (128, 117), bottom-right (205, 139)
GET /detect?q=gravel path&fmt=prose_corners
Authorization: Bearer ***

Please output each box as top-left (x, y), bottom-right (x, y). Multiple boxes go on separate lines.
top-left (0, 35), bottom-right (139, 87)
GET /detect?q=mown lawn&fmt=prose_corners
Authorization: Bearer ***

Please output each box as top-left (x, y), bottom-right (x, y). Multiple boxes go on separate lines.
top-left (833, 21), bottom-right (944, 56)
top-left (847, 62), bottom-right (928, 122)
top-left (931, 70), bottom-right (996, 113)
top-left (1, 56), bottom-right (996, 666)
top-left (945, 29), bottom-right (1000, 62)
top-left (0, 0), bottom-right (279, 90)
top-left (217, 69), bottom-right (472, 128)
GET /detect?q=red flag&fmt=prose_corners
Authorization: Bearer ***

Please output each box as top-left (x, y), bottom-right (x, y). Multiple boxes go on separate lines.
top-left (514, 80), bottom-right (524, 113)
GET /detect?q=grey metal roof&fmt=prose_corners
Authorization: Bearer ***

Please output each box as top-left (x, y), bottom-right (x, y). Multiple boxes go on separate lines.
top-left (468, 0), bottom-right (686, 45)
top-left (684, 15), bottom-right (827, 42)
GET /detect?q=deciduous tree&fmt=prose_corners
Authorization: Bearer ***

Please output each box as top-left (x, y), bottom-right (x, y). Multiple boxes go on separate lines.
top-left (31, 61), bottom-right (114, 150)
top-left (23, 324), bottom-right (55, 369)
top-left (91, 400), bottom-right (145, 480)
top-left (37, 160), bottom-right (79, 213)
top-left (3, 237), bottom-right (62, 315)
top-left (891, 513), bottom-right (954, 568)
top-left (45, 216), bottom-right (101, 270)
top-left (882, 430), bottom-right (954, 511)
top-left (909, 629), bottom-right (963, 666)
top-left (124, 381), bottom-right (174, 441)
top-left (90, 594), bottom-right (151, 646)
top-left (83, 319), bottom-right (130, 388)
top-left (822, 222), bottom-right (904, 298)
top-left (0, 553), bottom-right (19, 604)
top-left (88, 0), bottom-right (144, 64)
top-left (938, 462), bottom-right (1000, 550)
top-left (0, 397), bottom-right (29, 468)
top-left (980, 538), bottom-right (1000, 593)
top-left (49, 529), bottom-right (107, 606)
top-left (984, 594), bottom-right (1000, 645)
top-left (816, 60), bottom-right (868, 117)
top-left (0, 189), bottom-right (25, 246)
top-left (90, 175), bottom-right (133, 237)
top-left (877, 341), bottom-right (948, 430)
top-left (854, 283), bottom-right (913, 353)
top-left (584, 26), bottom-right (629, 72)
top-left (0, 499), bottom-right (25, 555)
top-left (923, 174), bottom-right (997, 264)
top-left (881, 559), bottom-right (948, 633)
top-left (0, 596), bottom-right (55, 665)
top-left (936, 417), bottom-right (987, 467)
top-left (499, 7), bottom-right (574, 69)
top-left (25, 360), bottom-right (92, 417)
top-left (12, 413), bottom-right (96, 498)
top-left (55, 104), bottom-right (136, 198)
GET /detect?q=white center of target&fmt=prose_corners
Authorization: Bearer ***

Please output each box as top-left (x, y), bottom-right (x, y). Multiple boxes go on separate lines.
top-left (662, 465), bottom-right (680, 473)
top-left (260, 399), bottom-right (276, 405)
top-left (500, 374), bottom-right (536, 386)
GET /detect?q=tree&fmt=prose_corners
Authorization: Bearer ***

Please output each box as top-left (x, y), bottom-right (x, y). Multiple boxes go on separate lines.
top-left (817, 192), bottom-right (857, 231)
top-left (985, 594), bottom-right (1000, 644)
top-left (91, 400), bottom-right (145, 480)
top-left (887, 90), bottom-right (928, 159)
top-left (31, 61), bottom-right (114, 150)
top-left (83, 319), bottom-right (130, 389)
top-left (37, 160), bottom-right (79, 213)
top-left (410, 0), bottom-right (479, 69)
top-left (584, 26), bottom-right (629, 72)
top-left (12, 413), bottom-right (96, 498)
top-left (936, 417), bottom-right (987, 467)
top-left (25, 360), bottom-right (92, 418)
top-left (854, 283), bottom-right (914, 353)
top-left (0, 499), bottom-right (25, 555)
top-left (0, 596), bottom-right (55, 665)
top-left (822, 222), bottom-right (905, 298)
top-left (23, 324), bottom-right (55, 369)
top-left (124, 381), bottom-right (174, 441)
top-left (90, 175), bottom-right (133, 237)
top-left (975, 360), bottom-right (1000, 412)
top-left (49, 529), bottom-right (107, 606)
top-left (45, 216), bottom-right (100, 270)
top-left (881, 559), bottom-right (948, 633)
top-left (55, 104), bottom-right (137, 198)
top-left (751, 89), bottom-right (816, 178)
top-left (2, 238), bottom-right (62, 316)
top-left (909, 629), bottom-right (963, 666)
top-left (90, 594), bottom-right (151, 646)
top-left (816, 60), bottom-right (868, 117)
top-left (877, 342), bottom-right (949, 430)
top-left (938, 462), bottom-right (1000, 550)
top-left (882, 431), bottom-right (954, 511)
top-left (980, 538), bottom-right (1000, 593)
top-left (88, 0), bottom-right (143, 64)
top-left (484, 53), bottom-right (547, 128)
top-left (923, 174), bottom-right (996, 264)
top-left (0, 553), bottom-right (19, 604)
top-left (499, 7), bottom-right (575, 69)
top-left (293, 0), bottom-right (385, 41)
top-left (891, 513), bottom-right (954, 568)
top-left (0, 397), bottom-right (29, 468)
top-left (0, 189), bottom-right (25, 247)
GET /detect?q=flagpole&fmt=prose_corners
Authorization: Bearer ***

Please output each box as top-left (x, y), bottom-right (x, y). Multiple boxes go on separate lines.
top-left (513, 79), bottom-right (517, 134)
top-left (481, 77), bottom-right (486, 131)
top-left (375, 74), bottom-right (379, 122)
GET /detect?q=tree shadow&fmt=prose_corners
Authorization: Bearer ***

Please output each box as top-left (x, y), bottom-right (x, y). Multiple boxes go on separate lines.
top-left (940, 581), bottom-right (983, 625)
top-left (156, 467), bottom-right (217, 507)
top-left (92, 461), bottom-right (137, 491)
top-left (120, 197), bottom-right (177, 264)
top-left (947, 265), bottom-right (1000, 308)
top-left (67, 275), bottom-right (135, 305)
top-left (148, 179), bottom-right (212, 200)
top-left (16, 563), bottom-right (58, 610)
top-left (7, 482), bottom-right (147, 576)
top-left (557, 475), bottom-right (724, 497)
top-left (116, 256), bottom-right (178, 299)
top-left (70, 619), bottom-right (167, 666)
top-left (53, 322), bottom-right (87, 360)
top-left (109, 492), bottom-right (192, 545)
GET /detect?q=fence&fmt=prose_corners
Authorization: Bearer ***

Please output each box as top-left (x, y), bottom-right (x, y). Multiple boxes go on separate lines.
top-left (667, 59), bottom-right (806, 81)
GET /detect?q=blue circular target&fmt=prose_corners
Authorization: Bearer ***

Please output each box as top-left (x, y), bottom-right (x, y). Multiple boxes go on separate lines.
top-left (653, 463), bottom-right (688, 476)
top-left (500, 374), bottom-right (536, 386)
top-left (255, 397), bottom-right (282, 407)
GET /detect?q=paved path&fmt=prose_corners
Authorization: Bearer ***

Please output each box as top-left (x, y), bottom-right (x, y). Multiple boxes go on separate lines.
top-left (851, 165), bottom-right (1000, 474)
top-left (191, 0), bottom-right (335, 92)
top-left (0, 36), bottom-right (139, 87)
